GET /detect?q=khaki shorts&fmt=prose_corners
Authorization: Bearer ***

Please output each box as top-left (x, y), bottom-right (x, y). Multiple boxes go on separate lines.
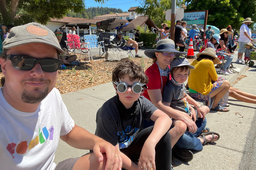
top-left (55, 157), bottom-right (79, 170)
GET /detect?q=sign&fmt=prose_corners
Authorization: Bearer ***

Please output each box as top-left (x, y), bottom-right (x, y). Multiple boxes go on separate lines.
top-left (165, 8), bottom-right (184, 21)
top-left (183, 11), bottom-right (206, 25)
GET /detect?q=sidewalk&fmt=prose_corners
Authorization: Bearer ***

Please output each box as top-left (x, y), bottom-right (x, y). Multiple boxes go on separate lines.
top-left (55, 52), bottom-right (256, 169)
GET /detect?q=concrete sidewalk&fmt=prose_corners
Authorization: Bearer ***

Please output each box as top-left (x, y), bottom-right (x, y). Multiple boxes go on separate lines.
top-left (55, 54), bottom-right (256, 169)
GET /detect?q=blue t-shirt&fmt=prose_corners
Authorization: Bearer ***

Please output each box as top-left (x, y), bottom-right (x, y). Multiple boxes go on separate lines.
top-left (189, 29), bottom-right (200, 40)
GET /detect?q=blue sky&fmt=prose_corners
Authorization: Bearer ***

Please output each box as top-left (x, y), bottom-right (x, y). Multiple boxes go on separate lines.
top-left (83, 0), bottom-right (142, 12)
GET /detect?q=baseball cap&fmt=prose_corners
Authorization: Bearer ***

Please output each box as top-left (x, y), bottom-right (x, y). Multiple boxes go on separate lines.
top-left (171, 57), bottom-right (194, 70)
top-left (3, 22), bottom-right (63, 53)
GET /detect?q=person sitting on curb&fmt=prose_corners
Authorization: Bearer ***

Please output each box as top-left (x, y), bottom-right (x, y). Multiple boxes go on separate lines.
top-left (111, 32), bottom-right (141, 58)
top-left (188, 48), bottom-right (256, 112)
top-left (0, 22), bottom-right (122, 170)
top-left (163, 57), bottom-right (220, 153)
top-left (95, 59), bottom-right (172, 170)
top-left (143, 39), bottom-right (209, 162)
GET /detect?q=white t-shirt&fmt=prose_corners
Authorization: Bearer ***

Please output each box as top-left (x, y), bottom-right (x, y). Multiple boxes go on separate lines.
top-left (238, 24), bottom-right (252, 43)
top-left (0, 88), bottom-right (75, 170)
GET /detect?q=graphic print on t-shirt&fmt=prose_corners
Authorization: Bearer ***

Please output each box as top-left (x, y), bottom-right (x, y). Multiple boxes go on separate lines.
top-left (117, 125), bottom-right (139, 149)
top-left (6, 126), bottom-right (54, 158)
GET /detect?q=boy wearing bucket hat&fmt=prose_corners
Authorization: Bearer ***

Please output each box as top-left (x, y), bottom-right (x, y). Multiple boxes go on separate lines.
top-left (0, 22), bottom-right (122, 170)
top-left (237, 17), bottom-right (254, 64)
top-left (162, 57), bottom-right (219, 151)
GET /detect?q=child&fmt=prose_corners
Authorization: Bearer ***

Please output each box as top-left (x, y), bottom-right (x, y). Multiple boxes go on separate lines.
top-left (95, 59), bottom-right (172, 170)
top-left (163, 57), bottom-right (220, 152)
top-left (244, 42), bottom-right (255, 66)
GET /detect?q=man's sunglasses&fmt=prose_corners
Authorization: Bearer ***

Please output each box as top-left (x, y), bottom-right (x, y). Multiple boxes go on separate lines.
top-left (6, 54), bottom-right (61, 72)
top-left (114, 81), bottom-right (147, 94)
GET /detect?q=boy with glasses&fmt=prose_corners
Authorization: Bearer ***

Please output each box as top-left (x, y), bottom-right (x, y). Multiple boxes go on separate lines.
top-left (0, 22), bottom-right (122, 170)
top-left (95, 59), bottom-right (172, 170)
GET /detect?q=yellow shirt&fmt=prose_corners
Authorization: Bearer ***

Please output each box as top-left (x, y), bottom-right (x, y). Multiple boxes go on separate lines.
top-left (188, 59), bottom-right (218, 95)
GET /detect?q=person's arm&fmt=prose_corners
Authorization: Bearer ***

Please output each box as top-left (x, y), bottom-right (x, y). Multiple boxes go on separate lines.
top-left (61, 125), bottom-right (122, 169)
top-left (147, 89), bottom-right (197, 133)
top-left (244, 31), bottom-right (253, 41)
top-left (138, 109), bottom-right (172, 170)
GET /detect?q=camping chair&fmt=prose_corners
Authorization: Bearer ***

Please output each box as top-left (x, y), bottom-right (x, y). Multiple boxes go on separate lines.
top-left (84, 35), bottom-right (105, 58)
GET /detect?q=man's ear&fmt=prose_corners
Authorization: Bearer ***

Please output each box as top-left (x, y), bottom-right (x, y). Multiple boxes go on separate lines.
top-left (0, 58), bottom-right (7, 75)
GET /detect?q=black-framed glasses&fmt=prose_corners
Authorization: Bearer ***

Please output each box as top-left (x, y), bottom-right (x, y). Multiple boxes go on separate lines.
top-left (6, 54), bottom-right (61, 72)
top-left (114, 81), bottom-right (147, 94)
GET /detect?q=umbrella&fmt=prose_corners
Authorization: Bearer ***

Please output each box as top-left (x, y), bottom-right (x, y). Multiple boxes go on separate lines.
top-left (207, 25), bottom-right (220, 34)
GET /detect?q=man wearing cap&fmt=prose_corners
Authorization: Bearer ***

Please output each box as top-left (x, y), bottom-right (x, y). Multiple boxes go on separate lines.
top-left (0, 22), bottom-right (122, 170)
top-left (237, 17), bottom-right (254, 64)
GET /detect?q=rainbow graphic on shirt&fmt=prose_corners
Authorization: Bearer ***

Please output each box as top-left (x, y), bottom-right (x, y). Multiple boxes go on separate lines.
top-left (6, 126), bottom-right (54, 158)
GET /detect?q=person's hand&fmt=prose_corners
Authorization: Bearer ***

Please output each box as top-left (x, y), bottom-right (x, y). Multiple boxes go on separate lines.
top-left (197, 105), bottom-right (209, 119)
top-left (138, 141), bottom-right (156, 170)
top-left (182, 114), bottom-right (198, 133)
top-left (190, 107), bottom-right (197, 122)
top-left (93, 141), bottom-right (122, 170)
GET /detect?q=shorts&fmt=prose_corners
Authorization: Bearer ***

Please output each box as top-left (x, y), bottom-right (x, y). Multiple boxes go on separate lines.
top-left (55, 157), bottom-right (79, 170)
top-left (238, 42), bottom-right (247, 53)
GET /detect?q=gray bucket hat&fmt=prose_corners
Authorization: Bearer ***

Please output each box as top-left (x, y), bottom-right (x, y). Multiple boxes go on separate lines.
top-left (144, 39), bottom-right (185, 58)
top-left (3, 22), bottom-right (63, 53)
top-left (171, 57), bottom-right (194, 70)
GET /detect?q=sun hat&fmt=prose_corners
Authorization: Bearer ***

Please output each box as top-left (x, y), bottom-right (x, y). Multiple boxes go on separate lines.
top-left (245, 42), bottom-right (254, 48)
top-left (212, 34), bottom-right (220, 44)
top-left (242, 17), bottom-right (254, 24)
top-left (3, 22), bottom-right (63, 53)
top-left (196, 47), bottom-right (220, 64)
top-left (144, 39), bottom-right (185, 58)
top-left (219, 28), bottom-right (228, 35)
top-left (171, 57), bottom-right (194, 70)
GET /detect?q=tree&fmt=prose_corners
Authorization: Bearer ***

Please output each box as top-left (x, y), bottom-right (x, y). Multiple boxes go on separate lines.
top-left (0, 0), bottom-right (85, 25)
top-left (185, 0), bottom-right (256, 30)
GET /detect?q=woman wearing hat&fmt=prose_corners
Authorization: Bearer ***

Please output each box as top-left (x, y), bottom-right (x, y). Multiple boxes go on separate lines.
top-left (217, 28), bottom-right (234, 75)
top-left (238, 17), bottom-right (254, 64)
top-left (142, 39), bottom-right (210, 161)
top-left (188, 48), bottom-right (230, 112)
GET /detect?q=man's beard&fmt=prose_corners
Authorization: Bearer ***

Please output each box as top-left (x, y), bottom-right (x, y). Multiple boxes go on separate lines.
top-left (21, 87), bottom-right (49, 104)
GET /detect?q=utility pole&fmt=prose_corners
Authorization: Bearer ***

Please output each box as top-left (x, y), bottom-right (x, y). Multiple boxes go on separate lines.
top-left (170, 0), bottom-right (176, 40)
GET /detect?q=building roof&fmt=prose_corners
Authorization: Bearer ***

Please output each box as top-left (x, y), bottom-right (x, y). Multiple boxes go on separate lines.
top-left (122, 16), bottom-right (156, 31)
top-left (128, 7), bottom-right (138, 12)
top-left (50, 17), bottom-right (102, 25)
top-left (94, 13), bottom-right (130, 19)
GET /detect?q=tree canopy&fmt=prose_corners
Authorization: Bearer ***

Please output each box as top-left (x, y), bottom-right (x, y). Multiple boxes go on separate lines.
top-left (0, 0), bottom-right (85, 25)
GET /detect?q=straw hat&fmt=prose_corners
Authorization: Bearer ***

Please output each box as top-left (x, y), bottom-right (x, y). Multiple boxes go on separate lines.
top-left (196, 48), bottom-right (220, 64)
top-left (219, 28), bottom-right (228, 35)
top-left (144, 39), bottom-right (185, 58)
top-left (245, 42), bottom-right (254, 48)
top-left (243, 17), bottom-right (254, 24)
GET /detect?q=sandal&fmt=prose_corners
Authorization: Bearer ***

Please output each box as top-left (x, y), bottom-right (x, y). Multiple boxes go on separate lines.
top-left (212, 104), bottom-right (229, 112)
top-left (199, 132), bottom-right (220, 145)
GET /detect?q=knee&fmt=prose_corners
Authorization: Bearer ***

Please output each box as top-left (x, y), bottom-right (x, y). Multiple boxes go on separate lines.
top-left (223, 80), bottom-right (231, 89)
top-left (174, 120), bottom-right (187, 134)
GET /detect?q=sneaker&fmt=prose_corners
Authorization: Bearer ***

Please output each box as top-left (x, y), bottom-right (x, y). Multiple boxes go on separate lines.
top-left (220, 70), bottom-right (229, 75)
top-left (227, 69), bottom-right (233, 74)
top-left (236, 59), bottom-right (243, 64)
top-left (135, 54), bottom-right (142, 58)
top-left (172, 147), bottom-right (193, 162)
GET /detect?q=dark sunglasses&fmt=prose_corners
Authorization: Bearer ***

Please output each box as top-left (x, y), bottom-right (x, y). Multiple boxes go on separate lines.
top-left (114, 81), bottom-right (147, 94)
top-left (6, 54), bottom-right (61, 72)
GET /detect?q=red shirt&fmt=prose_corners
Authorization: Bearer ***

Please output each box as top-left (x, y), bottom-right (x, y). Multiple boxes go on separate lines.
top-left (142, 63), bottom-right (171, 101)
